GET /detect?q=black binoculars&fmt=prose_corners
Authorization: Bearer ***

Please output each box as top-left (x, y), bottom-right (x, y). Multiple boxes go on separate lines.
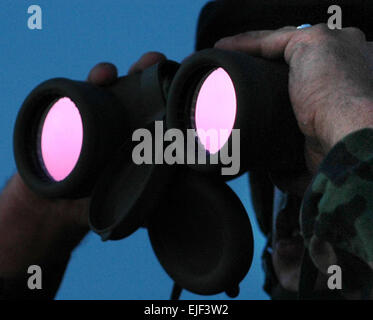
top-left (13, 49), bottom-right (304, 297)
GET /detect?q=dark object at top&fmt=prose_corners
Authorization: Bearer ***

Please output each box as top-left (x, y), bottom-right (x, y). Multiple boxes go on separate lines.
top-left (196, 0), bottom-right (373, 51)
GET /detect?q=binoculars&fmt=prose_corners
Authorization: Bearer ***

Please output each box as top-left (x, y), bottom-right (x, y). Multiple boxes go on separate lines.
top-left (13, 49), bottom-right (304, 297)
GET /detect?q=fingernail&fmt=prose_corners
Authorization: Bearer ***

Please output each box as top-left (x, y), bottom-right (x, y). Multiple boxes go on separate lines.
top-left (214, 38), bottom-right (230, 48)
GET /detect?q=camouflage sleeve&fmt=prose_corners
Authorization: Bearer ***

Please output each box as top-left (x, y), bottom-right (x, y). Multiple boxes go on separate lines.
top-left (301, 128), bottom-right (373, 293)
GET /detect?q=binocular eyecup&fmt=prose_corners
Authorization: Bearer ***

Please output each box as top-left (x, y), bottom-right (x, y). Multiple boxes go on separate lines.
top-left (14, 60), bottom-right (179, 198)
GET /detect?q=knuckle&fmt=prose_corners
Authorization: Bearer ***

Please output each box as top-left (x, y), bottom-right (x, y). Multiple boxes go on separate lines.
top-left (284, 24), bottom-right (337, 64)
top-left (307, 24), bottom-right (333, 42)
top-left (343, 27), bottom-right (366, 40)
top-left (239, 30), bottom-right (266, 39)
top-left (231, 32), bottom-right (250, 42)
top-left (278, 25), bottom-right (297, 32)
top-left (289, 24), bottom-right (335, 49)
top-left (312, 23), bottom-right (330, 33)
top-left (344, 26), bottom-right (363, 34)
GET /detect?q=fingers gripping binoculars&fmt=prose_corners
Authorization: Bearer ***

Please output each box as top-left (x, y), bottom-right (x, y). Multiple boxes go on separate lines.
top-left (13, 49), bottom-right (304, 297)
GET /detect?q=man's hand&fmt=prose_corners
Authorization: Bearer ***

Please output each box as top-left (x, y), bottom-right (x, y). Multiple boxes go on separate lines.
top-left (216, 25), bottom-right (373, 298)
top-left (0, 52), bottom-right (165, 295)
top-left (215, 24), bottom-right (373, 175)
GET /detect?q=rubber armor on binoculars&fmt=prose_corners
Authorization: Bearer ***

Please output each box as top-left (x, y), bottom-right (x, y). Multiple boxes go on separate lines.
top-left (13, 49), bottom-right (304, 297)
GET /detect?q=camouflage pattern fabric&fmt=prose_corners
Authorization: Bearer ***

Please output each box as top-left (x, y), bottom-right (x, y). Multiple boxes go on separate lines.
top-left (301, 128), bottom-right (373, 294)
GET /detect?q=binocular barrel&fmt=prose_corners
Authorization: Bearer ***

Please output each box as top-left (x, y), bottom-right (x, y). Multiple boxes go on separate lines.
top-left (167, 48), bottom-right (305, 177)
top-left (13, 61), bottom-right (179, 198)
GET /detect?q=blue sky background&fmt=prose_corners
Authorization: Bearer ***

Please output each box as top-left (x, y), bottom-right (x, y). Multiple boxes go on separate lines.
top-left (0, 0), bottom-right (269, 299)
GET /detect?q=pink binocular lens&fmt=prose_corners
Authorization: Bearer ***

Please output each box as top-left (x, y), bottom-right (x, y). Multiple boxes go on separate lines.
top-left (40, 97), bottom-right (83, 181)
top-left (194, 68), bottom-right (237, 154)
